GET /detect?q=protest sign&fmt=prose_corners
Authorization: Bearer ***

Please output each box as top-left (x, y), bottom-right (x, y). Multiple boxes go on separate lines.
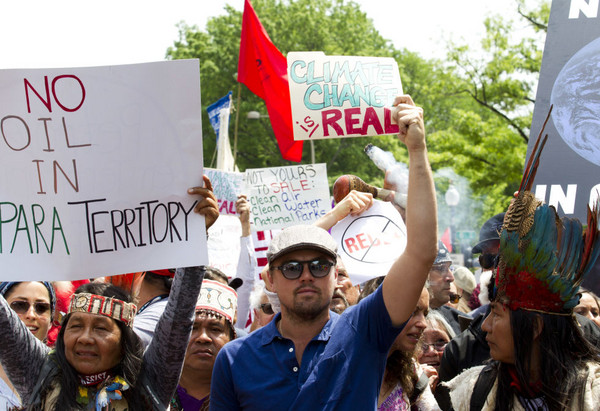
top-left (0, 60), bottom-right (206, 281)
top-left (287, 51), bottom-right (402, 141)
top-left (245, 163), bottom-right (330, 231)
top-left (207, 215), bottom-right (242, 278)
top-left (330, 201), bottom-right (406, 285)
top-left (205, 168), bottom-right (244, 215)
top-left (528, 0), bottom-right (600, 221)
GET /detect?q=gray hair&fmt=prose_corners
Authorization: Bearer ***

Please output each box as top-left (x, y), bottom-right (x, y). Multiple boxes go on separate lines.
top-left (426, 310), bottom-right (456, 339)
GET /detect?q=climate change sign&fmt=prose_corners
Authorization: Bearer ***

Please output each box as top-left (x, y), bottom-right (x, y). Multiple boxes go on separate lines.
top-left (287, 52), bottom-right (403, 141)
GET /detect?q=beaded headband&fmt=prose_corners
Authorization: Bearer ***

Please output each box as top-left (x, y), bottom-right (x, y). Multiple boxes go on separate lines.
top-left (69, 293), bottom-right (137, 327)
top-left (196, 279), bottom-right (237, 325)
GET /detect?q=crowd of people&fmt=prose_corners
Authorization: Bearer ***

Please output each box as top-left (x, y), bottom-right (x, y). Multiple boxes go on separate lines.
top-left (2, 94), bottom-right (600, 410)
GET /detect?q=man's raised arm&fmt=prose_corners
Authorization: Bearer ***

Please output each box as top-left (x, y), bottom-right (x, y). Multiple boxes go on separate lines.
top-left (382, 95), bottom-right (437, 326)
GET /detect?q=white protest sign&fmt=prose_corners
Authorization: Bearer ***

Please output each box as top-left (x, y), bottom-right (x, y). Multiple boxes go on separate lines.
top-left (207, 215), bottom-right (242, 278)
top-left (330, 200), bottom-right (406, 285)
top-left (0, 60), bottom-right (207, 281)
top-left (205, 168), bottom-right (244, 216)
top-left (287, 51), bottom-right (402, 141)
top-left (245, 164), bottom-right (331, 231)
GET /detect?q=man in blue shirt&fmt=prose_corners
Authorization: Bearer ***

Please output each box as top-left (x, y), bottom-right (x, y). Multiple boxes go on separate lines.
top-left (210, 95), bottom-right (438, 410)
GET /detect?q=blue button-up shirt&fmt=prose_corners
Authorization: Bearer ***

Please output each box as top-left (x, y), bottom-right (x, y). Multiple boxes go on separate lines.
top-left (210, 285), bottom-right (404, 410)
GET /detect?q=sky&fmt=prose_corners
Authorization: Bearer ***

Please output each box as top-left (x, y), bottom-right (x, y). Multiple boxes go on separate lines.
top-left (0, 0), bottom-right (537, 70)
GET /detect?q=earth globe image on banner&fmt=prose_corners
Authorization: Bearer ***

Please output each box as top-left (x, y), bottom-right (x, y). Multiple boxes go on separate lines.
top-left (340, 214), bottom-right (406, 264)
top-left (551, 36), bottom-right (600, 167)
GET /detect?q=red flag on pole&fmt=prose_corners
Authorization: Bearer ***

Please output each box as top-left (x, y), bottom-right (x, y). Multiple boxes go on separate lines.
top-left (441, 227), bottom-right (453, 253)
top-left (238, 0), bottom-right (303, 162)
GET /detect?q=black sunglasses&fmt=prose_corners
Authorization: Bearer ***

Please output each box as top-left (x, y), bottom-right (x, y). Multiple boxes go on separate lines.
top-left (259, 303), bottom-right (274, 315)
top-left (10, 300), bottom-right (51, 316)
top-left (273, 259), bottom-right (335, 280)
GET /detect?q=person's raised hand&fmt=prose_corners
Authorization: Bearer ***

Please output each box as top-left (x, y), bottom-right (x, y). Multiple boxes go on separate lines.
top-left (188, 175), bottom-right (219, 230)
top-left (391, 95), bottom-right (425, 151)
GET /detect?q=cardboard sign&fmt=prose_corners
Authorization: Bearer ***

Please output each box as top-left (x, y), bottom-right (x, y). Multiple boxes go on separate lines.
top-left (330, 201), bottom-right (407, 285)
top-left (288, 52), bottom-right (402, 141)
top-left (0, 60), bottom-right (207, 281)
top-left (205, 168), bottom-right (244, 215)
top-left (245, 163), bottom-right (330, 231)
top-left (529, 0), bottom-right (600, 220)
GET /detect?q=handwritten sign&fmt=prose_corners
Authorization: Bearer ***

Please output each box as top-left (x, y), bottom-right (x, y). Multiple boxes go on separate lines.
top-left (205, 168), bottom-right (244, 215)
top-left (0, 60), bottom-right (207, 281)
top-left (245, 163), bottom-right (330, 231)
top-left (287, 51), bottom-right (402, 141)
top-left (330, 201), bottom-right (406, 285)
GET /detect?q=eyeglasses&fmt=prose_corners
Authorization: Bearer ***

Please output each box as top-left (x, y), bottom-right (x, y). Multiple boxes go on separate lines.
top-left (272, 260), bottom-right (335, 280)
top-left (259, 303), bottom-right (274, 315)
top-left (10, 300), bottom-right (51, 316)
top-left (420, 341), bottom-right (448, 352)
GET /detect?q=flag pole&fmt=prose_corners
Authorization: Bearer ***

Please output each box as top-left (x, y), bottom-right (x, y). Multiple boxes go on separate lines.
top-left (233, 81), bottom-right (242, 168)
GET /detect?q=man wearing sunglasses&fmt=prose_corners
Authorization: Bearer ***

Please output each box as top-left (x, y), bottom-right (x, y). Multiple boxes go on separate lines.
top-left (210, 95), bottom-right (438, 410)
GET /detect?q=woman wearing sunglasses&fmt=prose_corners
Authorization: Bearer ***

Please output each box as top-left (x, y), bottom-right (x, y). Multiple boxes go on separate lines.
top-left (0, 281), bottom-right (56, 410)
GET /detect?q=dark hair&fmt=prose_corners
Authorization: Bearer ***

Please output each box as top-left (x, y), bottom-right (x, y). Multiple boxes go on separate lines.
top-left (358, 276), bottom-right (418, 399)
top-left (384, 349), bottom-right (417, 399)
top-left (204, 267), bottom-right (229, 285)
top-left (357, 276), bottom-right (385, 302)
top-left (493, 309), bottom-right (599, 410)
top-left (49, 282), bottom-right (149, 410)
top-left (144, 271), bottom-right (173, 292)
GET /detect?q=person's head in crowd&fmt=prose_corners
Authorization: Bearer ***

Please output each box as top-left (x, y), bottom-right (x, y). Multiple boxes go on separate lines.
top-left (179, 279), bottom-right (237, 401)
top-left (266, 225), bottom-right (337, 321)
top-left (452, 266), bottom-right (477, 313)
top-left (0, 281), bottom-right (56, 342)
top-left (427, 241), bottom-right (454, 309)
top-left (134, 269), bottom-right (174, 306)
top-left (472, 213), bottom-right (504, 271)
top-left (477, 190), bottom-right (600, 409)
top-left (249, 281), bottom-right (275, 331)
top-left (574, 288), bottom-right (600, 328)
top-left (361, 276), bottom-right (430, 405)
top-left (54, 281), bottom-right (147, 408)
top-left (418, 310), bottom-right (455, 372)
top-left (330, 257), bottom-right (359, 314)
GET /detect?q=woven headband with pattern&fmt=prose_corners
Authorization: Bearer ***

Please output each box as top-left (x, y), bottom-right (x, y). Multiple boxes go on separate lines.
top-left (69, 293), bottom-right (137, 327)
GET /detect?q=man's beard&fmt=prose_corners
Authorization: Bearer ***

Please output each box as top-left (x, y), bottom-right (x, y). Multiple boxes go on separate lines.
top-left (285, 286), bottom-right (330, 321)
top-left (329, 289), bottom-right (349, 314)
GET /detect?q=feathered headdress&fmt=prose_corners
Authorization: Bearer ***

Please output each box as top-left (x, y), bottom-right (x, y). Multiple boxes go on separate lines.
top-left (494, 107), bottom-right (600, 314)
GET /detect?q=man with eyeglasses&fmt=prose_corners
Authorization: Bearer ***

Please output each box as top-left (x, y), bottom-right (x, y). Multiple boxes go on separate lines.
top-left (210, 95), bottom-right (438, 410)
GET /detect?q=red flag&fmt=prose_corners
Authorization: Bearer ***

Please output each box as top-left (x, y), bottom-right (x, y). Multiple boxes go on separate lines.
top-left (441, 227), bottom-right (453, 253)
top-left (238, 0), bottom-right (303, 162)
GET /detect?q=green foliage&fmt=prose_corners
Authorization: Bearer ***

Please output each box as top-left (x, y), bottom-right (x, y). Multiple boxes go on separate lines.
top-left (166, 0), bottom-right (550, 228)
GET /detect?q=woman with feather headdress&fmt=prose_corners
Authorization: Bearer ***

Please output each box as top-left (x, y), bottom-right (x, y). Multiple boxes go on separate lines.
top-left (444, 112), bottom-right (600, 410)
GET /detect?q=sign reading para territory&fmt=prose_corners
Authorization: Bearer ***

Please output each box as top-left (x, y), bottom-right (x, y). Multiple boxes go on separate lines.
top-left (244, 163), bottom-right (330, 231)
top-left (0, 60), bottom-right (207, 281)
top-left (287, 51), bottom-right (402, 141)
top-left (330, 201), bottom-right (407, 285)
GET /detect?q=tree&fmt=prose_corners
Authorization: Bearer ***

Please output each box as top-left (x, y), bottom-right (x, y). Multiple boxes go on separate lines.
top-left (431, 0), bottom-right (550, 219)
